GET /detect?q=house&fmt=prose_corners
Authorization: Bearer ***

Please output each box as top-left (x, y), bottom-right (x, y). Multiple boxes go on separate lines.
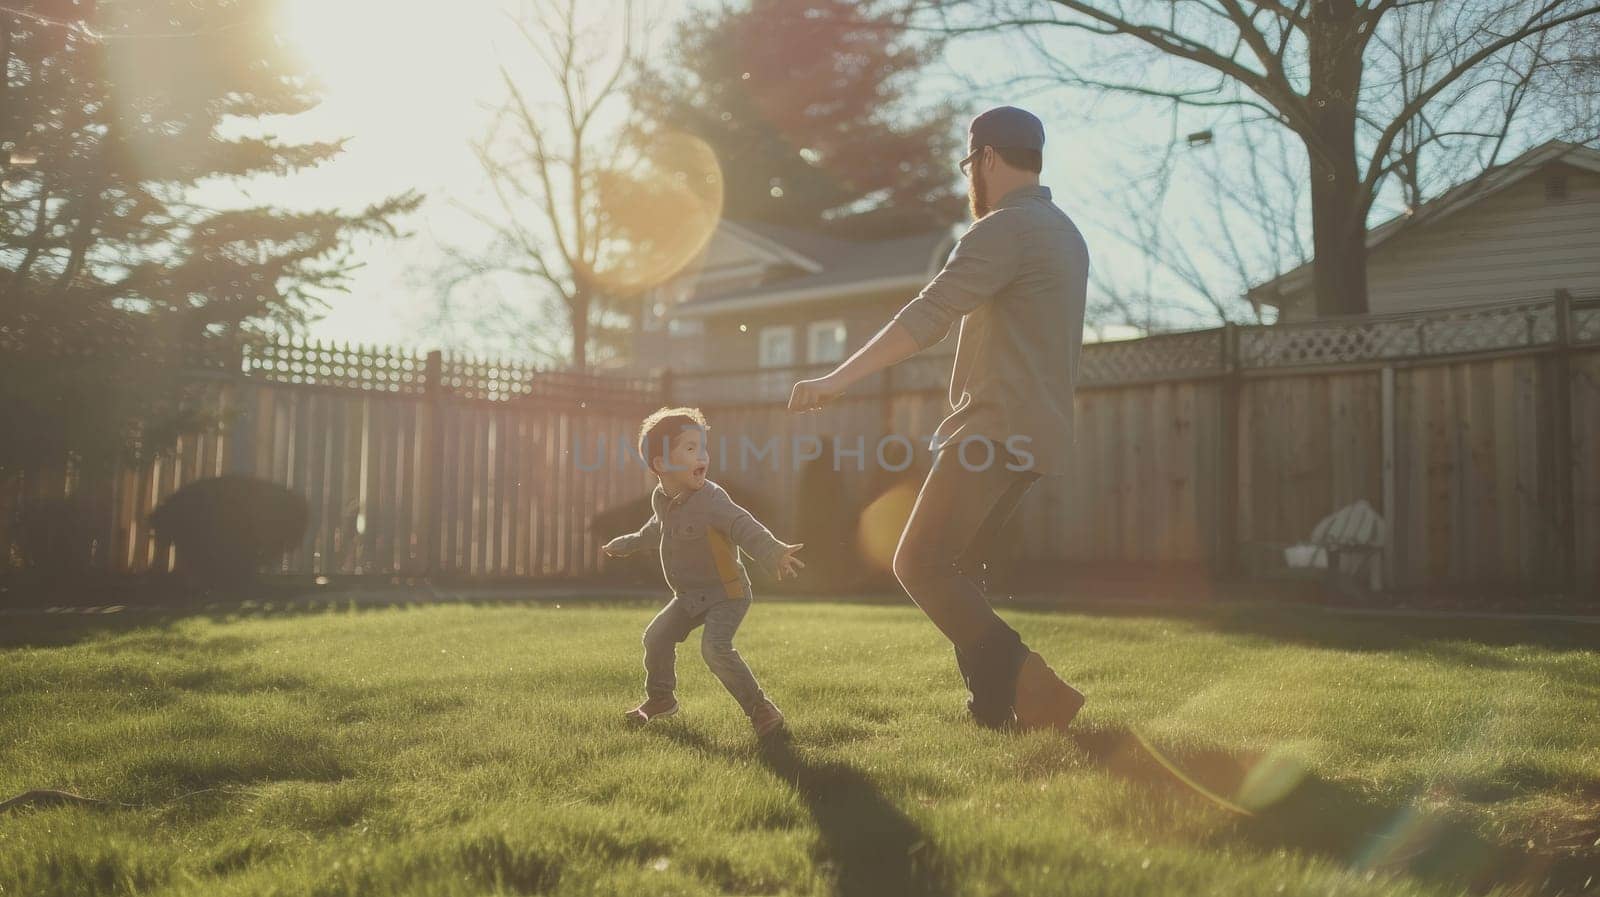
top-left (1250, 141), bottom-right (1600, 321)
top-left (631, 220), bottom-right (958, 374)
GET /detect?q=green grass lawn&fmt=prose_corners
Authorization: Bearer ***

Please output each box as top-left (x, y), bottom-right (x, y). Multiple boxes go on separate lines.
top-left (1, 597), bottom-right (1597, 897)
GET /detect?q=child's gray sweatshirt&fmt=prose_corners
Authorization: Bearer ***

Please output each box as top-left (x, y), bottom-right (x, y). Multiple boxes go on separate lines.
top-left (604, 480), bottom-right (788, 615)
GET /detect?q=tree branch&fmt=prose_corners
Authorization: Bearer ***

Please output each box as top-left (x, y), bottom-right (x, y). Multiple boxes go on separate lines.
top-left (497, 69), bottom-right (575, 266)
top-left (1037, 0), bottom-right (1287, 104)
top-left (1362, 1), bottom-right (1600, 192)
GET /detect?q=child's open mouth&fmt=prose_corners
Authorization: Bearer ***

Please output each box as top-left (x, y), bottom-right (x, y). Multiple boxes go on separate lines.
top-left (692, 465), bottom-right (707, 479)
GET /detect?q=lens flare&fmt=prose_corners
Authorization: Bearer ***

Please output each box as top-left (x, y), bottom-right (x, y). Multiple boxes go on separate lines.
top-left (1129, 730), bottom-right (1255, 817)
top-left (857, 482), bottom-right (919, 573)
top-left (592, 131), bottom-right (724, 295)
top-left (1233, 745), bottom-right (1311, 812)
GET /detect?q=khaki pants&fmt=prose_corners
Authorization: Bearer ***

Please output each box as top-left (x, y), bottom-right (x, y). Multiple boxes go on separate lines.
top-left (892, 445), bottom-right (1041, 723)
top-left (642, 596), bottom-right (768, 715)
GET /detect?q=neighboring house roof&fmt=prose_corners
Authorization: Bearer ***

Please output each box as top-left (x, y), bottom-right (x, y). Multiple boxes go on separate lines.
top-left (710, 220), bottom-right (825, 275)
top-left (1249, 140), bottom-right (1600, 307)
top-left (671, 220), bottom-right (957, 318)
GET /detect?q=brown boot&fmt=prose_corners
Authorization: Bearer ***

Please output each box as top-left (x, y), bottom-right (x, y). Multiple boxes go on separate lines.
top-left (1013, 652), bottom-right (1085, 733)
top-left (625, 695), bottom-right (679, 726)
top-left (750, 700), bottom-right (786, 737)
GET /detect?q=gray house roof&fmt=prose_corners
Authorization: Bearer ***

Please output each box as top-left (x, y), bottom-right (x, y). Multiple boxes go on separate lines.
top-left (672, 221), bottom-right (957, 318)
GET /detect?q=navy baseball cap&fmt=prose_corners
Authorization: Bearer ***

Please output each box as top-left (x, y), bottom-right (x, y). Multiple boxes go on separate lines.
top-left (965, 106), bottom-right (1045, 160)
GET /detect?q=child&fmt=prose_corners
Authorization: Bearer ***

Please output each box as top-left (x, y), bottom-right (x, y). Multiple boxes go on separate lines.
top-left (603, 407), bottom-right (804, 736)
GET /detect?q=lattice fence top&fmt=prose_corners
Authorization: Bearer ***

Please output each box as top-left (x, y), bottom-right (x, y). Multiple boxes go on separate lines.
top-left (240, 339), bottom-right (661, 405)
top-left (440, 354), bottom-right (537, 402)
top-left (1080, 329), bottom-right (1226, 385)
top-left (1574, 299), bottom-right (1600, 346)
top-left (442, 356), bottom-right (661, 406)
top-left (245, 340), bottom-right (430, 394)
top-left (1239, 298), bottom-right (1560, 369)
top-left (673, 361), bottom-right (843, 406)
top-left (675, 370), bottom-right (800, 406)
top-left (663, 296), bottom-right (1595, 401)
top-left (15, 297), bottom-right (1587, 404)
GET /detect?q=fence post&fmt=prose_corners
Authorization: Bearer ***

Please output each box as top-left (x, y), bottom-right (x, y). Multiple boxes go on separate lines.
top-left (1215, 324), bottom-right (1241, 579)
top-left (422, 350), bottom-right (445, 578)
top-left (225, 335), bottom-right (258, 477)
top-left (1550, 290), bottom-right (1576, 595)
top-left (1380, 365), bottom-right (1398, 590)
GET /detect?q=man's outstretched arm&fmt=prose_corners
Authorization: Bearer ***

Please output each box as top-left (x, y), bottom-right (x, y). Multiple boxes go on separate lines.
top-left (787, 320), bottom-right (920, 412)
top-left (787, 212), bottom-right (1021, 413)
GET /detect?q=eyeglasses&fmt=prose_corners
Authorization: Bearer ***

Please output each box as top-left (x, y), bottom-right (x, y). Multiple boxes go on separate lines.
top-left (959, 147), bottom-right (985, 177)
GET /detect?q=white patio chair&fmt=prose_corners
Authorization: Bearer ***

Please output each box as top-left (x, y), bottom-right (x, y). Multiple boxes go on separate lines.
top-left (1284, 499), bottom-right (1387, 594)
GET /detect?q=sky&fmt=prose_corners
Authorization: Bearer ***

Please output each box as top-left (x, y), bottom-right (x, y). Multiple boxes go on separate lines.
top-left (232, 0), bottom-right (522, 351)
top-left (251, 0), bottom-right (1274, 356)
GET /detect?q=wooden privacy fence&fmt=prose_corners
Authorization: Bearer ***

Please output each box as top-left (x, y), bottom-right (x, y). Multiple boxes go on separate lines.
top-left (3, 291), bottom-right (1597, 594)
top-left (0, 343), bottom-right (663, 579)
top-left (672, 291), bottom-right (1600, 596)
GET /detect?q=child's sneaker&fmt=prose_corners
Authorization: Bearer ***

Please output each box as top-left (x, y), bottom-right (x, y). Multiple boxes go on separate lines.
top-left (625, 695), bottom-right (679, 725)
top-left (750, 700), bottom-right (785, 737)
top-left (1013, 652), bottom-right (1085, 733)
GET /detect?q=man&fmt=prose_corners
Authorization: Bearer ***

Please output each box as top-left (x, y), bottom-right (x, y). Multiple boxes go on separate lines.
top-left (787, 106), bottom-right (1089, 731)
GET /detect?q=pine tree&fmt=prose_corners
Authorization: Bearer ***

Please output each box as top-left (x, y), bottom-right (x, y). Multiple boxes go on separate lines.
top-left (632, 0), bottom-right (965, 238)
top-left (0, 0), bottom-right (419, 473)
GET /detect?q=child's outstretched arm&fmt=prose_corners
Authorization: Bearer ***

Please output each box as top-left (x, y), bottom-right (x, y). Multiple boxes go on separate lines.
top-left (707, 489), bottom-right (804, 580)
top-left (603, 512), bottom-right (661, 558)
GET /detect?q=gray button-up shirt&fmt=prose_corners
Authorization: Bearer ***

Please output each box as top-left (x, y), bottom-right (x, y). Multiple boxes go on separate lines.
top-left (603, 480), bottom-right (789, 615)
top-left (891, 185), bottom-right (1089, 476)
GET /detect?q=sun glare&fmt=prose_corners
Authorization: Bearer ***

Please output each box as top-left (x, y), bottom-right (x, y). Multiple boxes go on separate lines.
top-left (265, 0), bottom-right (706, 350)
top-left (276, 0), bottom-right (504, 144)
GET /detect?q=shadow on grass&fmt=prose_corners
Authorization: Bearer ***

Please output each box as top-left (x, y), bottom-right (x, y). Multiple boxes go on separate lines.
top-left (8, 581), bottom-right (1594, 657)
top-left (1002, 595), bottom-right (1600, 655)
top-left (1208, 608), bottom-right (1599, 664)
top-left (656, 726), bottom-right (950, 897)
top-left (1070, 726), bottom-right (1600, 896)
top-left (0, 591), bottom-right (667, 650)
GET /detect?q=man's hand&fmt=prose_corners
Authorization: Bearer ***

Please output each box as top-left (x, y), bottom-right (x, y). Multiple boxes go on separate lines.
top-left (788, 375), bottom-right (844, 413)
top-left (602, 542), bottom-right (624, 558)
top-left (775, 542), bottom-right (806, 579)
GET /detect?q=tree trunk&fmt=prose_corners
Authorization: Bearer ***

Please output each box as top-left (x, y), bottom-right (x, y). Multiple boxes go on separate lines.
top-left (569, 294), bottom-right (589, 372)
top-left (1306, 0), bottom-right (1370, 317)
top-left (1308, 171), bottom-right (1369, 317)
top-left (11, 186), bottom-right (52, 294)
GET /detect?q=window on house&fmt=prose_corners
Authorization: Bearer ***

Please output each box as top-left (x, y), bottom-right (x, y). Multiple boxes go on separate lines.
top-left (668, 317), bottom-right (704, 337)
top-left (807, 319), bottom-right (847, 364)
top-left (1546, 174), bottom-right (1569, 202)
top-left (758, 326), bottom-right (795, 367)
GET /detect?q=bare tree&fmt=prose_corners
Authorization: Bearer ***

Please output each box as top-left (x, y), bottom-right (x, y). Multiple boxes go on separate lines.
top-left (416, 245), bottom-right (573, 365)
top-left (430, 0), bottom-right (722, 370)
top-left (939, 0), bottom-right (1600, 316)
top-left (1542, 14), bottom-right (1600, 129)
top-left (1088, 109), bottom-right (1310, 330)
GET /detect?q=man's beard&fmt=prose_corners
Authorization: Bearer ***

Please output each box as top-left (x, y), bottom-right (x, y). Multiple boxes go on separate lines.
top-left (968, 166), bottom-right (990, 219)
